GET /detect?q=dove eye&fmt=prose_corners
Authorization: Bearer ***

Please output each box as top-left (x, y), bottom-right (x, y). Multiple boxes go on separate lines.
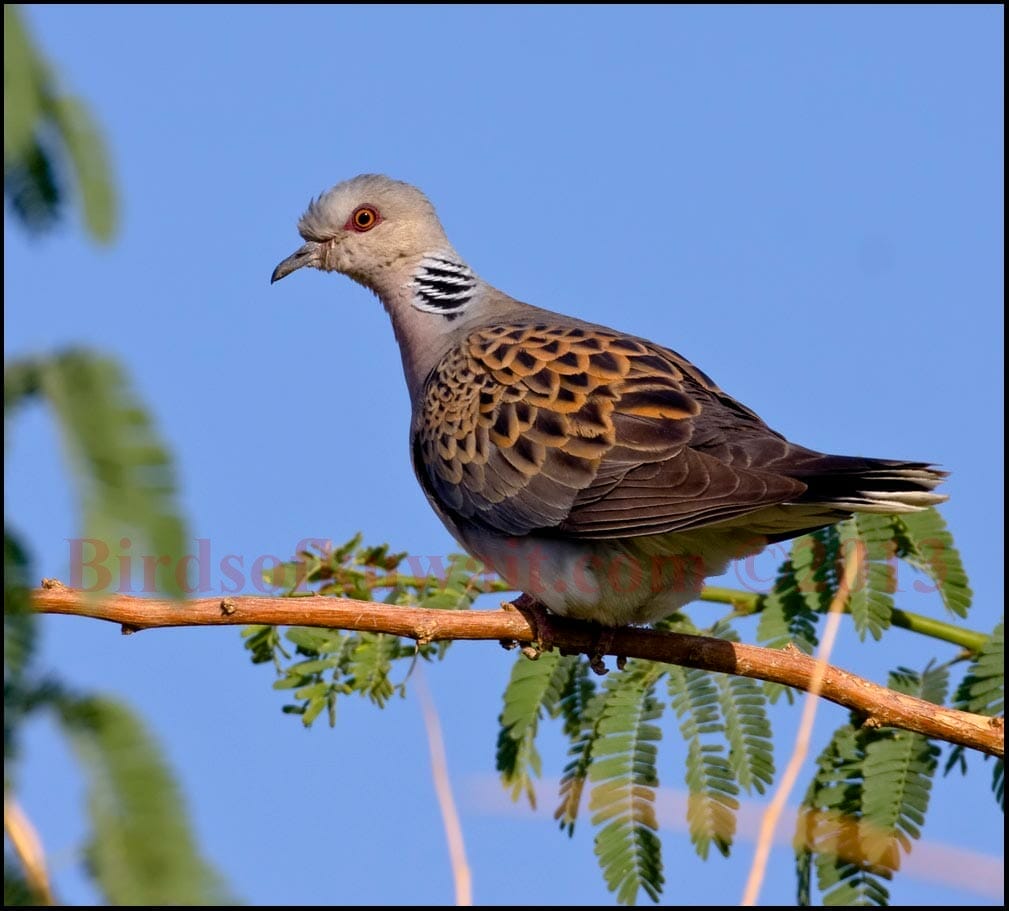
top-left (348, 205), bottom-right (380, 232)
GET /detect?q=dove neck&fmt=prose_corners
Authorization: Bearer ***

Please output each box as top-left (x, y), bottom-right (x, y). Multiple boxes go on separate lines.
top-left (372, 251), bottom-right (485, 405)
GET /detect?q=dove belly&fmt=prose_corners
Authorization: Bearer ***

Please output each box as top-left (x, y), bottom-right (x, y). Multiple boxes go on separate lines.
top-left (459, 525), bottom-right (765, 627)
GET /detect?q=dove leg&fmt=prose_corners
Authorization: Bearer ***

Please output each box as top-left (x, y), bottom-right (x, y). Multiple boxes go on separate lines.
top-left (504, 592), bottom-right (562, 656)
top-left (587, 625), bottom-right (616, 676)
top-left (504, 593), bottom-right (622, 676)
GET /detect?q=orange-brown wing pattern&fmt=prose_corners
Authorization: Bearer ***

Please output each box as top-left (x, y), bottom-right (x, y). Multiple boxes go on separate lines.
top-left (415, 322), bottom-right (806, 538)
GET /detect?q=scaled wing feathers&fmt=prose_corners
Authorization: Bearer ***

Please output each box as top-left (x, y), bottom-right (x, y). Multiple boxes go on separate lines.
top-left (414, 322), bottom-right (807, 539)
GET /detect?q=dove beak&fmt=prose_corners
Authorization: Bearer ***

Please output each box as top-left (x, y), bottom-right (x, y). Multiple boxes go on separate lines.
top-left (271, 241), bottom-right (322, 284)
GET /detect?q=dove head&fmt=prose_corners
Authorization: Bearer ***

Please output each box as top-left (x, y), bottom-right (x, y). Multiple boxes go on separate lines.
top-left (272, 174), bottom-right (495, 397)
top-left (271, 174), bottom-right (475, 308)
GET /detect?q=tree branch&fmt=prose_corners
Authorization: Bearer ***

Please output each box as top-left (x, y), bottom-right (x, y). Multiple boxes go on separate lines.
top-left (698, 586), bottom-right (989, 653)
top-left (32, 583), bottom-right (1003, 758)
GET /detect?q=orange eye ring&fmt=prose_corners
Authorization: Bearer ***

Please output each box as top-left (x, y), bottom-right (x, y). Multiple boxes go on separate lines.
top-left (349, 205), bottom-right (380, 232)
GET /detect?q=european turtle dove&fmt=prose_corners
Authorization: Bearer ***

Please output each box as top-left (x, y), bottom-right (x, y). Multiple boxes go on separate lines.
top-left (272, 175), bottom-right (947, 628)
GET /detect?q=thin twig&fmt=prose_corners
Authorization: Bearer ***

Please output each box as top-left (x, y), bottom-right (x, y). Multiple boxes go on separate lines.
top-left (741, 545), bottom-right (863, 905)
top-left (699, 586), bottom-right (989, 653)
top-left (415, 671), bottom-right (472, 906)
top-left (4, 796), bottom-right (54, 905)
top-left (31, 584), bottom-right (1003, 757)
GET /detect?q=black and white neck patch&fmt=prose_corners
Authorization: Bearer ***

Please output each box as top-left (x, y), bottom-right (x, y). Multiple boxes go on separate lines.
top-left (410, 255), bottom-right (476, 318)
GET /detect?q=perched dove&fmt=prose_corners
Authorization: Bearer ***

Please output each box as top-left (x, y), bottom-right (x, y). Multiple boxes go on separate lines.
top-left (272, 175), bottom-right (947, 627)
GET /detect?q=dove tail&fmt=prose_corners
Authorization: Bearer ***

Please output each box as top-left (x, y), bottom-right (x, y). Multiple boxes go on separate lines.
top-left (792, 456), bottom-right (948, 514)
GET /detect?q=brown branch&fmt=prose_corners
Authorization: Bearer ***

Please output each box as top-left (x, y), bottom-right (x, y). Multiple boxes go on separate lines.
top-left (32, 583), bottom-right (1003, 758)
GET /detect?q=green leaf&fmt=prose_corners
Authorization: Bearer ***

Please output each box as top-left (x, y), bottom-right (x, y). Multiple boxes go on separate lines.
top-left (3, 6), bottom-right (49, 162)
top-left (4, 527), bottom-right (40, 788)
top-left (898, 661), bottom-right (949, 708)
top-left (551, 659), bottom-right (599, 833)
top-left (4, 855), bottom-right (42, 906)
top-left (555, 681), bottom-right (606, 836)
top-left (418, 553), bottom-right (487, 610)
top-left (794, 526), bottom-right (841, 616)
top-left (668, 664), bottom-right (739, 859)
top-left (284, 626), bottom-right (346, 654)
top-left (946, 618), bottom-right (1004, 806)
top-left (796, 663), bottom-right (945, 905)
top-left (3, 528), bottom-right (35, 680)
top-left (794, 722), bottom-right (892, 906)
top-left (895, 508), bottom-right (972, 618)
top-left (845, 515), bottom-right (897, 642)
top-left (713, 671), bottom-right (774, 795)
top-left (589, 661), bottom-right (665, 905)
top-left (496, 650), bottom-right (575, 808)
top-left (556, 656), bottom-right (596, 740)
top-left (10, 351), bottom-right (189, 597)
top-left (346, 632), bottom-right (402, 707)
top-left (3, 137), bottom-right (62, 234)
top-left (250, 539), bottom-right (503, 731)
top-left (293, 680), bottom-right (329, 701)
top-left (57, 694), bottom-right (233, 905)
top-left (952, 618), bottom-right (1003, 717)
top-left (4, 7), bottom-right (118, 243)
top-left (859, 668), bottom-right (943, 865)
top-left (302, 694), bottom-right (328, 726)
top-left (285, 656), bottom-right (339, 675)
top-left (419, 591), bottom-right (468, 610)
top-left (4, 356), bottom-right (44, 418)
top-left (750, 527), bottom-right (838, 693)
top-left (241, 624), bottom-right (285, 667)
top-left (700, 621), bottom-right (775, 797)
top-left (757, 532), bottom-right (828, 655)
top-left (48, 95), bottom-right (117, 242)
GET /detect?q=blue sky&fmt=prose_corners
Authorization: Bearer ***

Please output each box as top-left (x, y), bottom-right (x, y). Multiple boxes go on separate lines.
top-left (4, 4), bottom-right (1003, 905)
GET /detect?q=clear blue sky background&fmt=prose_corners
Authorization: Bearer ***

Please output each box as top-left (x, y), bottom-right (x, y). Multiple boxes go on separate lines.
top-left (4, 5), bottom-right (1003, 906)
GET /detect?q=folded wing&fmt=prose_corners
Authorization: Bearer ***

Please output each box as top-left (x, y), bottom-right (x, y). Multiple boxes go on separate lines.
top-left (414, 321), bottom-right (824, 539)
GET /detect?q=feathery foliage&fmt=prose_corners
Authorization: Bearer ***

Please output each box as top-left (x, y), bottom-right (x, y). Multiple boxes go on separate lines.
top-left (951, 618), bottom-right (1003, 719)
top-left (710, 625), bottom-right (775, 796)
top-left (5, 483), bottom-right (226, 906)
top-left (3, 530), bottom-right (35, 683)
top-left (755, 529), bottom-right (832, 705)
top-left (6, 352), bottom-right (188, 597)
top-left (57, 695), bottom-right (233, 905)
top-left (588, 661), bottom-right (665, 905)
top-left (244, 538), bottom-right (503, 725)
top-left (945, 618), bottom-right (1004, 810)
top-left (795, 664), bottom-right (946, 905)
top-left (243, 515), bottom-right (997, 906)
top-left (555, 671), bottom-right (605, 836)
top-left (6, 356), bottom-right (212, 902)
top-left (657, 620), bottom-right (772, 864)
top-left (3, 858), bottom-right (37, 907)
top-left (4, 528), bottom-right (39, 788)
top-left (894, 509), bottom-right (973, 618)
top-left (795, 722), bottom-right (890, 906)
top-left (668, 662), bottom-right (740, 859)
top-left (845, 514), bottom-right (897, 642)
top-left (6, 13), bottom-right (226, 902)
top-left (4, 6), bottom-right (117, 241)
top-left (496, 650), bottom-right (579, 807)
top-left (756, 531), bottom-right (830, 655)
top-left (5, 536), bottom-right (230, 904)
